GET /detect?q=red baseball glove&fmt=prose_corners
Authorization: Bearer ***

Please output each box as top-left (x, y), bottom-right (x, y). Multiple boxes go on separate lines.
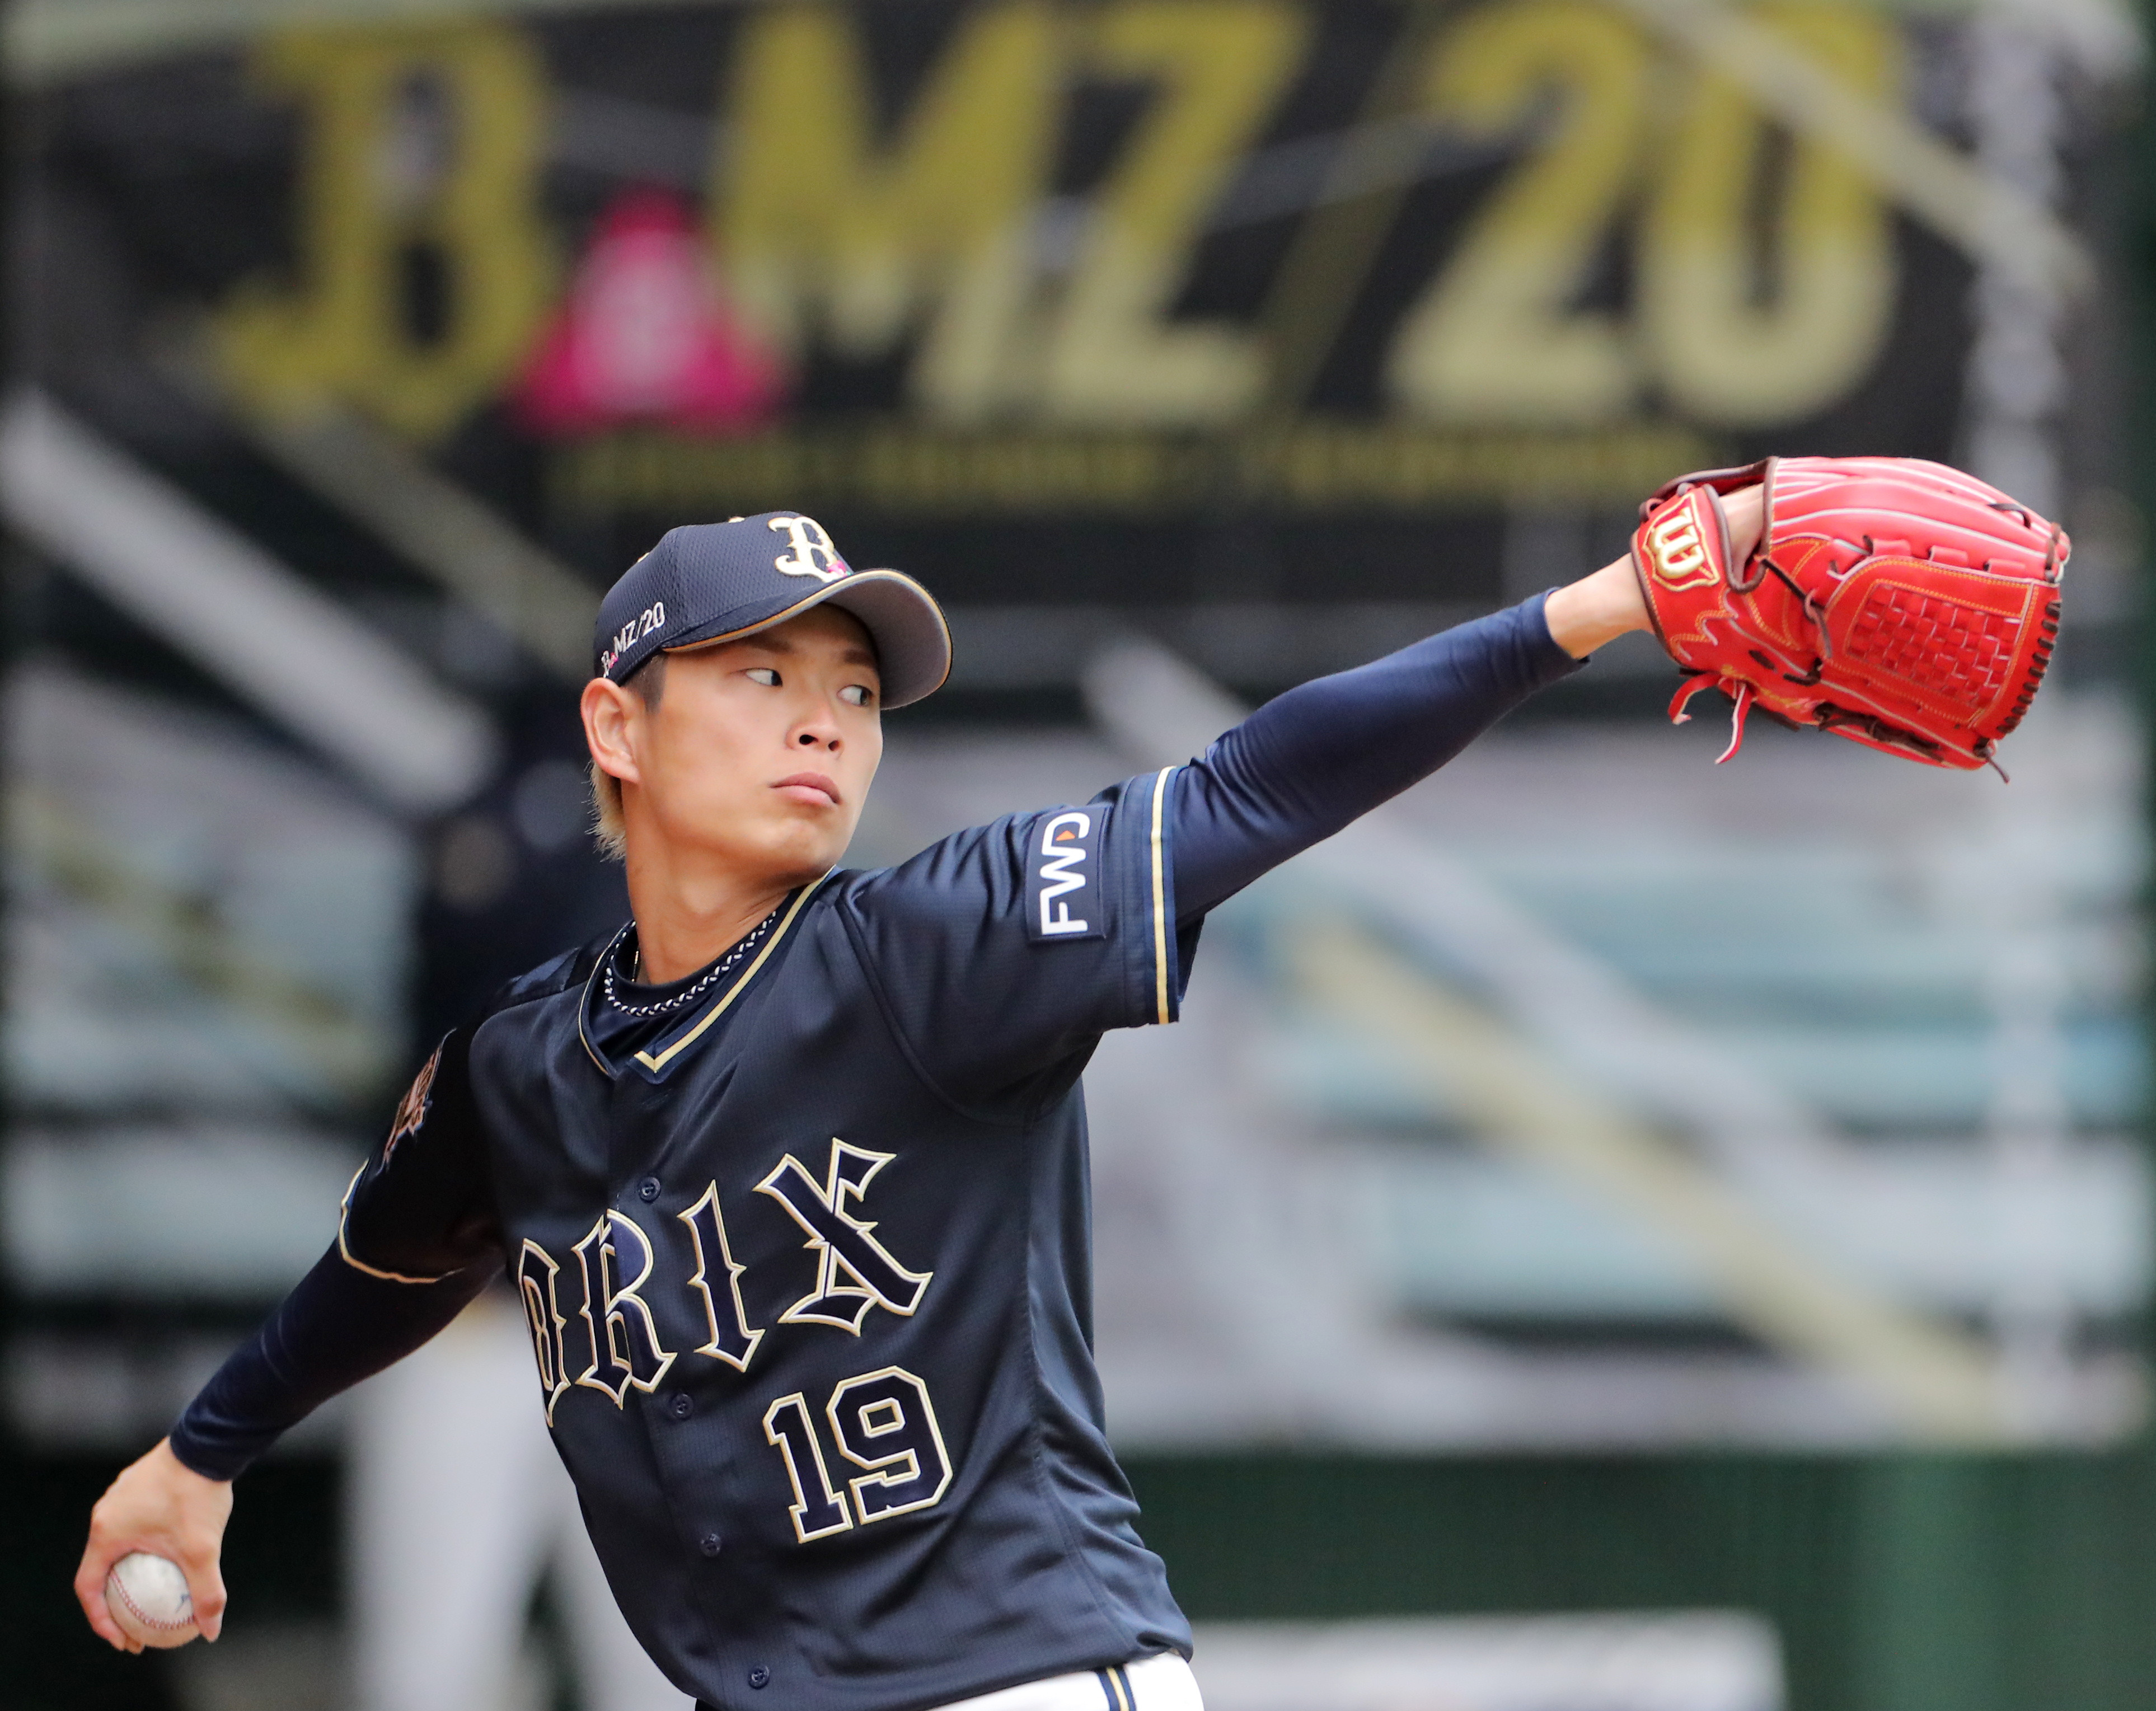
top-left (1630, 457), bottom-right (2066, 772)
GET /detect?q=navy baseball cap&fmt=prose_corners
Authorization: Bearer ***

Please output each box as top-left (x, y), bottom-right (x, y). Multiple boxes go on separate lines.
top-left (593, 512), bottom-right (952, 707)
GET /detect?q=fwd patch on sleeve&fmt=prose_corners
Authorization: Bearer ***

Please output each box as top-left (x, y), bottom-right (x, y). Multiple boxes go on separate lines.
top-left (1025, 808), bottom-right (1106, 943)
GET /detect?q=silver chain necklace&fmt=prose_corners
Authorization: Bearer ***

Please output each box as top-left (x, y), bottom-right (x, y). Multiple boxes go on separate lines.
top-left (603, 906), bottom-right (781, 1020)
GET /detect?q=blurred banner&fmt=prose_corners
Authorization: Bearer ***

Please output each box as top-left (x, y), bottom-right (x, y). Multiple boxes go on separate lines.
top-left (21, 0), bottom-right (2141, 659)
top-left (6, 0), bottom-right (2146, 1469)
top-left (1190, 1614), bottom-right (1785, 1711)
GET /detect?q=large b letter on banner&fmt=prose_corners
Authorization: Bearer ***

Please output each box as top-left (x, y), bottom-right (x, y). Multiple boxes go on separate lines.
top-left (216, 23), bottom-right (554, 439)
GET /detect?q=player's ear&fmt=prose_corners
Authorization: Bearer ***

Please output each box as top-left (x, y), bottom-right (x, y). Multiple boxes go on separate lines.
top-left (580, 676), bottom-right (643, 786)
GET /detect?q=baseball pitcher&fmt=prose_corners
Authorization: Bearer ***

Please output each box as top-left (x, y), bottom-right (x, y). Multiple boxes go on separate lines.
top-left (77, 462), bottom-right (2064, 1709)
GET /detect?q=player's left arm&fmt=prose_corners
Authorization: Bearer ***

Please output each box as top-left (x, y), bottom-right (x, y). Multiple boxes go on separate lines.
top-left (1538, 484), bottom-right (1764, 657)
top-left (843, 498), bottom-right (1766, 1111)
top-left (1168, 488), bottom-right (1764, 920)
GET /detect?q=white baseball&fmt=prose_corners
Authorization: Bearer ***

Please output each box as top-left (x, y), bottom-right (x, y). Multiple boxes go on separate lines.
top-left (104, 1551), bottom-right (199, 1649)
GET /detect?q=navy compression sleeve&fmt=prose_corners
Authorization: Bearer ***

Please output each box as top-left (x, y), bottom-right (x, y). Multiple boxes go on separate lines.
top-left (1170, 593), bottom-right (1583, 921)
top-left (167, 1246), bottom-right (489, 1480)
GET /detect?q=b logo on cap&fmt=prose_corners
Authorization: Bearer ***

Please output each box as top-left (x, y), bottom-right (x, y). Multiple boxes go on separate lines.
top-left (770, 515), bottom-right (849, 584)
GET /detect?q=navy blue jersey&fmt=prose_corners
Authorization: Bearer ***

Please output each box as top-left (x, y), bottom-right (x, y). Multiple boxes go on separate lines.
top-left (338, 768), bottom-right (1191, 1711)
top-left (173, 597), bottom-right (1586, 1711)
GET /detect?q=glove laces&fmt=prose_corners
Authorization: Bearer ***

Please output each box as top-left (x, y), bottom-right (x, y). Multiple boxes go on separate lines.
top-left (1669, 673), bottom-right (1755, 764)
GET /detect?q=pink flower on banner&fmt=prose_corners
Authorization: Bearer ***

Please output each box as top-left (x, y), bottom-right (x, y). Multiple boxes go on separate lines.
top-left (515, 187), bottom-right (788, 437)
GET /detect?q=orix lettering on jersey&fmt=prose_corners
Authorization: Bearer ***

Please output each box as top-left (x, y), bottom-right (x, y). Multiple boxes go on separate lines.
top-left (514, 1137), bottom-right (927, 1407)
top-left (509, 1134), bottom-right (950, 1546)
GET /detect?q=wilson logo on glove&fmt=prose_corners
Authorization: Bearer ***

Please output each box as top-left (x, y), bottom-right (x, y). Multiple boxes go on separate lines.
top-left (1628, 456), bottom-right (2065, 775)
top-left (1642, 502), bottom-right (1718, 592)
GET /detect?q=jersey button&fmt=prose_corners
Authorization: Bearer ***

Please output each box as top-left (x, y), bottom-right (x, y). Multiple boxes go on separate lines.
top-left (638, 1176), bottom-right (662, 1202)
top-left (700, 1532), bottom-right (724, 1558)
top-left (747, 1666), bottom-right (770, 1689)
top-left (668, 1393), bottom-right (693, 1420)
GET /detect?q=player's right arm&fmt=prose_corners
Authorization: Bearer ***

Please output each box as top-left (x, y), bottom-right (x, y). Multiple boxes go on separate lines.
top-left (74, 1438), bottom-right (233, 1651)
top-left (75, 1019), bottom-right (507, 1647)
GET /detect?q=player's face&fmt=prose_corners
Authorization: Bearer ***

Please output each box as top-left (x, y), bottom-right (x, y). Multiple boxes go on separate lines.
top-left (611, 605), bottom-right (884, 884)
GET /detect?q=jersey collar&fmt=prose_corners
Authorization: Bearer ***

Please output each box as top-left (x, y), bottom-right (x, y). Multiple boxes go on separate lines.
top-left (579, 874), bottom-right (831, 1081)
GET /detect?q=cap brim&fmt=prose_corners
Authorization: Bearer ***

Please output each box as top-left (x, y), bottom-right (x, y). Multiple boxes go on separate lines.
top-left (662, 569), bottom-right (952, 709)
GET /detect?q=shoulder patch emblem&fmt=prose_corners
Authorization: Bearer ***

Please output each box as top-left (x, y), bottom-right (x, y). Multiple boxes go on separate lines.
top-left (384, 1039), bottom-right (446, 1162)
top-left (1026, 808), bottom-right (1105, 942)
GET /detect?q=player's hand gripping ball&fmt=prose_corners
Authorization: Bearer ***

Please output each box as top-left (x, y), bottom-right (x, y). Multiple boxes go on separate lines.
top-left (104, 1551), bottom-right (199, 1649)
top-left (1630, 456), bottom-right (2066, 771)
